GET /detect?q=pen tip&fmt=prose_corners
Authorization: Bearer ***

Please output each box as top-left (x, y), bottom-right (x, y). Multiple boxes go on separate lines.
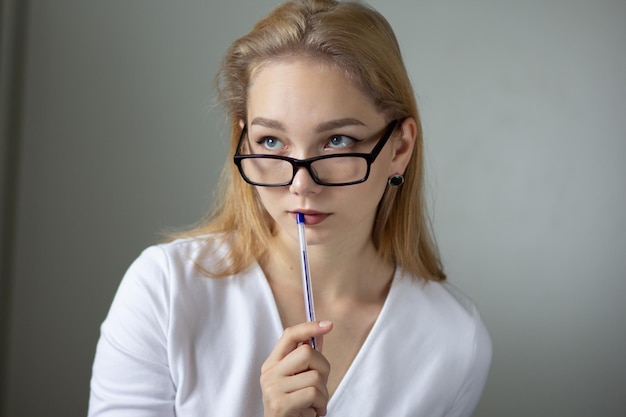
top-left (296, 212), bottom-right (305, 224)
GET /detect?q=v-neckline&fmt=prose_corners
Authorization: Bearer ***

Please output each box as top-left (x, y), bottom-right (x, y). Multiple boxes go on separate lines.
top-left (253, 262), bottom-right (401, 408)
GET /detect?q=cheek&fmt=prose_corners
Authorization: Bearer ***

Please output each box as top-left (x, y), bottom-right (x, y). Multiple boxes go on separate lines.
top-left (253, 188), bottom-right (292, 229)
top-left (254, 188), bottom-right (278, 212)
top-left (360, 163), bottom-right (393, 210)
top-left (346, 176), bottom-right (389, 214)
top-left (377, 149), bottom-right (397, 178)
top-left (368, 159), bottom-right (393, 192)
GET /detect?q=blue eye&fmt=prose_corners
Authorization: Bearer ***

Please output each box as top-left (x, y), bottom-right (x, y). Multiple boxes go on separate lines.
top-left (327, 135), bottom-right (356, 149)
top-left (257, 136), bottom-right (284, 151)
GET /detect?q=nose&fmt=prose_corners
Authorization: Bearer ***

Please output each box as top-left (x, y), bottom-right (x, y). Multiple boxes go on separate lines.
top-left (289, 165), bottom-right (321, 195)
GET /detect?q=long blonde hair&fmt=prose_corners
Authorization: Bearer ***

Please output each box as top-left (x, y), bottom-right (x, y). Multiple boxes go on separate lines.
top-left (180, 0), bottom-right (445, 281)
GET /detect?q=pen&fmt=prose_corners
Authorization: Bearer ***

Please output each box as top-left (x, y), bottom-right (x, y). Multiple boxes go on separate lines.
top-left (296, 212), bottom-right (317, 350)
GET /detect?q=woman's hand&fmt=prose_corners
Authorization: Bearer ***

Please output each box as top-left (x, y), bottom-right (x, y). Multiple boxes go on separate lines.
top-left (261, 321), bottom-right (334, 417)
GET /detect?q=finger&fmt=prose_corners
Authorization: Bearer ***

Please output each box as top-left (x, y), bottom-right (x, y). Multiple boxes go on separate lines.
top-left (281, 344), bottom-right (331, 384)
top-left (264, 321), bottom-right (333, 367)
top-left (261, 344), bottom-right (331, 395)
top-left (263, 365), bottom-right (328, 398)
top-left (263, 377), bottom-right (329, 417)
top-left (288, 385), bottom-right (329, 417)
top-left (284, 367), bottom-right (329, 397)
top-left (314, 332), bottom-right (326, 353)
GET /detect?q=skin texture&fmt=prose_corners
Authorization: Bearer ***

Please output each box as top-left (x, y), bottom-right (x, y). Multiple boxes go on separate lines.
top-left (247, 57), bottom-right (416, 417)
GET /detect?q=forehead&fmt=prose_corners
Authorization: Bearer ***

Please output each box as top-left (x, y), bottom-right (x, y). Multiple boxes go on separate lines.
top-left (246, 57), bottom-right (383, 129)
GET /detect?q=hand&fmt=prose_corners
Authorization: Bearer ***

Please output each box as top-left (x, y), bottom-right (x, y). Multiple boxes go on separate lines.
top-left (261, 321), bottom-right (334, 417)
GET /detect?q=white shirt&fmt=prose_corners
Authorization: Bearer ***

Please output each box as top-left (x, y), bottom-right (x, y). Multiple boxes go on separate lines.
top-left (89, 236), bottom-right (492, 416)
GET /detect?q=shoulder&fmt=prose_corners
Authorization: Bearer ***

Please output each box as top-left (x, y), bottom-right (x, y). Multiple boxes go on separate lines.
top-left (113, 234), bottom-right (241, 306)
top-left (393, 272), bottom-right (482, 325)
top-left (391, 271), bottom-right (492, 368)
top-left (429, 279), bottom-right (492, 365)
top-left (127, 234), bottom-right (232, 277)
top-left (388, 273), bottom-right (492, 414)
top-left (144, 233), bottom-right (231, 263)
top-left (103, 234), bottom-right (262, 345)
top-left (425, 279), bottom-right (484, 324)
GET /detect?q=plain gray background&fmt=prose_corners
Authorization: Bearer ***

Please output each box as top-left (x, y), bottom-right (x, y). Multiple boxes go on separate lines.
top-left (1, 1), bottom-right (625, 416)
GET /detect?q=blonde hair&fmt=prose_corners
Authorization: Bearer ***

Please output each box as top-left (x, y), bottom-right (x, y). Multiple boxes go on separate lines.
top-left (180, 0), bottom-right (445, 281)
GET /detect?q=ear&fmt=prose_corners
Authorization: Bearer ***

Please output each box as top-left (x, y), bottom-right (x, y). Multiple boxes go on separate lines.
top-left (389, 117), bottom-right (417, 176)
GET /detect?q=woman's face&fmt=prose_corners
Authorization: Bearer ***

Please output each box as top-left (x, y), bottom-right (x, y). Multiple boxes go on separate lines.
top-left (244, 58), bottom-right (412, 250)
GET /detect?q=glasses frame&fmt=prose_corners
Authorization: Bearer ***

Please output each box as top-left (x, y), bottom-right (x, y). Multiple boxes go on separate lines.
top-left (233, 119), bottom-right (400, 187)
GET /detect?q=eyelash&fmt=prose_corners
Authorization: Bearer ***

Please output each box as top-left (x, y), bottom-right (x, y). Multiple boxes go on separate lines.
top-left (253, 135), bottom-right (361, 151)
top-left (328, 135), bottom-right (358, 148)
top-left (256, 137), bottom-right (282, 148)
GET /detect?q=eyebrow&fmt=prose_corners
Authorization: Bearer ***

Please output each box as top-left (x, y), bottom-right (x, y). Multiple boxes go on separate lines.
top-left (249, 117), bottom-right (366, 133)
top-left (250, 117), bottom-right (284, 130)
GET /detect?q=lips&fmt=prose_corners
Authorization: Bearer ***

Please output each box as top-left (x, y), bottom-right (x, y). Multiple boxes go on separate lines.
top-left (290, 210), bottom-right (330, 226)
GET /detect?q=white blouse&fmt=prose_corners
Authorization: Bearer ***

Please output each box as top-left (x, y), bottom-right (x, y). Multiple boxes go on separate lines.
top-left (89, 236), bottom-right (492, 416)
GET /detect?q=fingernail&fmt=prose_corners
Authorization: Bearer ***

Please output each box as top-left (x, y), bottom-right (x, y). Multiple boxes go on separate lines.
top-left (319, 320), bottom-right (333, 328)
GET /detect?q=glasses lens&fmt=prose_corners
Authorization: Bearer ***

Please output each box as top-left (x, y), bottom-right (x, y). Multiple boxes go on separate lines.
top-left (238, 155), bottom-right (369, 186)
top-left (239, 157), bottom-right (293, 186)
top-left (235, 120), bottom-right (399, 186)
top-left (310, 157), bottom-right (368, 185)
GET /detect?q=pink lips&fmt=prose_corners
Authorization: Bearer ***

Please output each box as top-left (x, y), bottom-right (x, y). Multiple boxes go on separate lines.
top-left (291, 211), bottom-right (330, 226)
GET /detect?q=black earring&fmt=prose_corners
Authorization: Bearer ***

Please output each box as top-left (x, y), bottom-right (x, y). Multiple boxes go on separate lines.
top-left (387, 174), bottom-right (404, 187)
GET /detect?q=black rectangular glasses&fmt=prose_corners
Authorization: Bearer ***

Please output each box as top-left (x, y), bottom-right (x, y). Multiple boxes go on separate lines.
top-left (233, 120), bottom-right (399, 187)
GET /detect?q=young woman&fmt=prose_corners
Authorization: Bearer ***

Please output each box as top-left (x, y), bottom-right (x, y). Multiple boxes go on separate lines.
top-left (89, 1), bottom-right (492, 416)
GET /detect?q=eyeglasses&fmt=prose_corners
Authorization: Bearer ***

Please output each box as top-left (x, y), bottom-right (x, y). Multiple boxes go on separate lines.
top-left (233, 120), bottom-right (399, 187)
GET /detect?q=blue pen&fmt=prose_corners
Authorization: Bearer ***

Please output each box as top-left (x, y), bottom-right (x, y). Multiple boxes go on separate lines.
top-left (296, 212), bottom-right (317, 350)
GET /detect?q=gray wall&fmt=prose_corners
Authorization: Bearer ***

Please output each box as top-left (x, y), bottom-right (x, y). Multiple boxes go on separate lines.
top-left (1, 1), bottom-right (624, 416)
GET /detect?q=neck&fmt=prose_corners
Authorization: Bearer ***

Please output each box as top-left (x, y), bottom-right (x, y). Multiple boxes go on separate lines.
top-left (263, 230), bottom-right (394, 304)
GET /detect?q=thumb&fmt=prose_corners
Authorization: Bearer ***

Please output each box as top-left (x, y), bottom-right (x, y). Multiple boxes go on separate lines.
top-left (314, 320), bottom-right (333, 352)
